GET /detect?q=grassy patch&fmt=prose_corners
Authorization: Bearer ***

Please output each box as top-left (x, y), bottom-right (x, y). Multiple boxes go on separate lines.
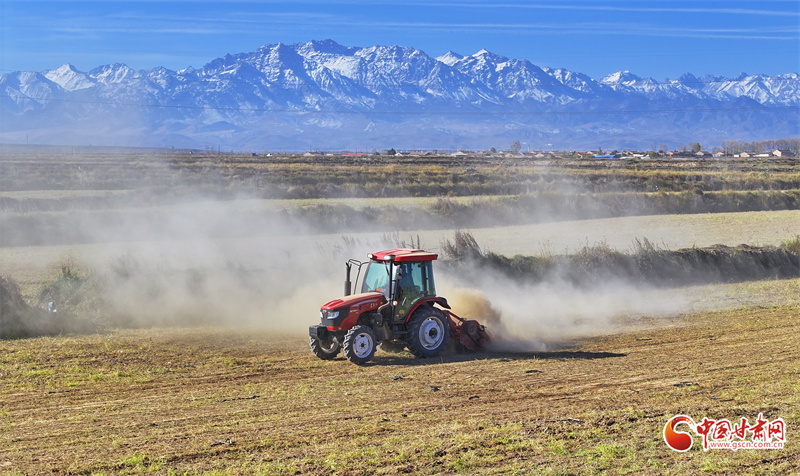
top-left (780, 235), bottom-right (800, 254)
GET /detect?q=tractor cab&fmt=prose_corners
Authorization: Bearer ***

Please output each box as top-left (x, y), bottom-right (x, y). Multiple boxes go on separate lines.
top-left (309, 248), bottom-right (489, 365)
top-left (360, 249), bottom-right (438, 322)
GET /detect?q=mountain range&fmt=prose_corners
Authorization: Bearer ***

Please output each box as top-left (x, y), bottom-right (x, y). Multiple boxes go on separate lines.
top-left (1, 39), bottom-right (798, 151)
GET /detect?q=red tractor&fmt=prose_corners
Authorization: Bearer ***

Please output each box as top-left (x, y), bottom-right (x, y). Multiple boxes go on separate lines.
top-left (309, 249), bottom-right (489, 364)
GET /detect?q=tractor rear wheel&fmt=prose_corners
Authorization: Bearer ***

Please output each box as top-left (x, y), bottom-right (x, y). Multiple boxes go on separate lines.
top-left (309, 336), bottom-right (340, 360)
top-left (406, 306), bottom-right (449, 358)
top-left (343, 325), bottom-right (377, 364)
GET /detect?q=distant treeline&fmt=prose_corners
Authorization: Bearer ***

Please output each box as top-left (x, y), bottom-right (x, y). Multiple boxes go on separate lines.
top-left (719, 137), bottom-right (800, 155)
top-left (442, 231), bottom-right (800, 288)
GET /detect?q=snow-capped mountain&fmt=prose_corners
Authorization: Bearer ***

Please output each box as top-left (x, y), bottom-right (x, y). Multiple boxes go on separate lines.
top-left (1, 39), bottom-right (798, 150)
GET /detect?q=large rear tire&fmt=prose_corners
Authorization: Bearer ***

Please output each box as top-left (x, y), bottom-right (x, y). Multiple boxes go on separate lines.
top-left (343, 325), bottom-right (377, 365)
top-left (309, 336), bottom-right (340, 360)
top-left (406, 306), bottom-right (449, 358)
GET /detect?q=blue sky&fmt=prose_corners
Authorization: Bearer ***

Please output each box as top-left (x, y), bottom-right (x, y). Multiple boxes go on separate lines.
top-left (1, 0), bottom-right (798, 80)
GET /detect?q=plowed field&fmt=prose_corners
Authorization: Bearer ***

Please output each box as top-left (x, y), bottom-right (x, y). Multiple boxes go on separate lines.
top-left (2, 285), bottom-right (798, 475)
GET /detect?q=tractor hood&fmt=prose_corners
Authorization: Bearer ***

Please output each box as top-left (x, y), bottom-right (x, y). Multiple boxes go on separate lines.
top-left (320, 292), bottom-right (385, 330)
top-left (321, 292), bottom-right (385, 311)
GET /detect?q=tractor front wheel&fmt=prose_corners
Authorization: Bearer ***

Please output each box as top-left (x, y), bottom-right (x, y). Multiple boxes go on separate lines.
top-left (406, 307), bottom-right (449, 358)
top-left (343, 325), bottom-right (377, 364)
top-left (309, 336), bottom-right (340, 360)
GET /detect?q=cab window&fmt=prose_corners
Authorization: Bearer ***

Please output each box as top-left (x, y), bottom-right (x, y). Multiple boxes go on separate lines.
top-left (402, 261), bottom-right (435, 296)
top-left (397, 262), bottom-right (436, 302)
top-left (361, 261), bottom-right (390, 297)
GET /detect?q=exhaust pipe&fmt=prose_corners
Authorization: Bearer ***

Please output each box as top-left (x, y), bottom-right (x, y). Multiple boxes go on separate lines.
top-left (344, 261), bottom-right (352, 296)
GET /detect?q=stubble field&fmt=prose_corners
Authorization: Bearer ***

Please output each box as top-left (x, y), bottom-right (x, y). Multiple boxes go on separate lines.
top-left (1, 296), bottom-right (798, 475)
top-left (1, 148), bottom-right (798, 474)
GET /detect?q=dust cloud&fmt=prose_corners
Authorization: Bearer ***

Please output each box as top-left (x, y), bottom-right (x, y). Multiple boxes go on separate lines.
top-left (438, 265), bottom-right (688, 352)
top-left (20, 195), bottom-right (392, 336)
top-left (89, 230), bottom-right (687, 350)
top-left (5, 152), bottom-right (691, 347)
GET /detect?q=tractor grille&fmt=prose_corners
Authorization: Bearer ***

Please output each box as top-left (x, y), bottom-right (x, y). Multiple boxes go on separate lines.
top-left (320, 306), bottom-right (348, 327)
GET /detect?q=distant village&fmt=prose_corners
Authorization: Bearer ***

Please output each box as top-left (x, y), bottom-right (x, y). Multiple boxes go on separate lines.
top-left (288, 137), bottom-right (799, 160)
top-left (18, 137), bottom-right (793, 160)
top-left (293, 148), bottom-right (796, 160)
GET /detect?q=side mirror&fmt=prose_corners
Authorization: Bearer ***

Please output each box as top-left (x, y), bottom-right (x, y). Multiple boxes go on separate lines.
top-left (393, 266), bottom-right (403, 281)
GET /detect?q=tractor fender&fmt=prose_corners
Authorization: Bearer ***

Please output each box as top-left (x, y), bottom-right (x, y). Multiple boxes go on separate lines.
top-left (404, 297), bottom-right (450, 323)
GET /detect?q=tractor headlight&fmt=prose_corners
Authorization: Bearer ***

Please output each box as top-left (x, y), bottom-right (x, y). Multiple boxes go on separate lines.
top-left (326, 310), bottom-right (339, 319)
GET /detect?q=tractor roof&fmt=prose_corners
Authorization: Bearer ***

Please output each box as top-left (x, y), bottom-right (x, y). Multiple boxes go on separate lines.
top-left (368, 249), bottom-right (438, 262)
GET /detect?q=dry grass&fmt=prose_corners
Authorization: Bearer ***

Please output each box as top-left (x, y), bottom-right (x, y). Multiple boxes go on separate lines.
top-left (3, 151), bottom-right (800, 202)
top-left (1, 297), bottom-right (797, 474)
top-left (448, 209), bottom-right (800, 256)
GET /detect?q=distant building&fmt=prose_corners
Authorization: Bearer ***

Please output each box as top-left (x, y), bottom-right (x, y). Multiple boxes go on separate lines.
top-left (667, 150), bottom-right (691, 158)
top-left (773, 149), bottom-right (795, 157)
